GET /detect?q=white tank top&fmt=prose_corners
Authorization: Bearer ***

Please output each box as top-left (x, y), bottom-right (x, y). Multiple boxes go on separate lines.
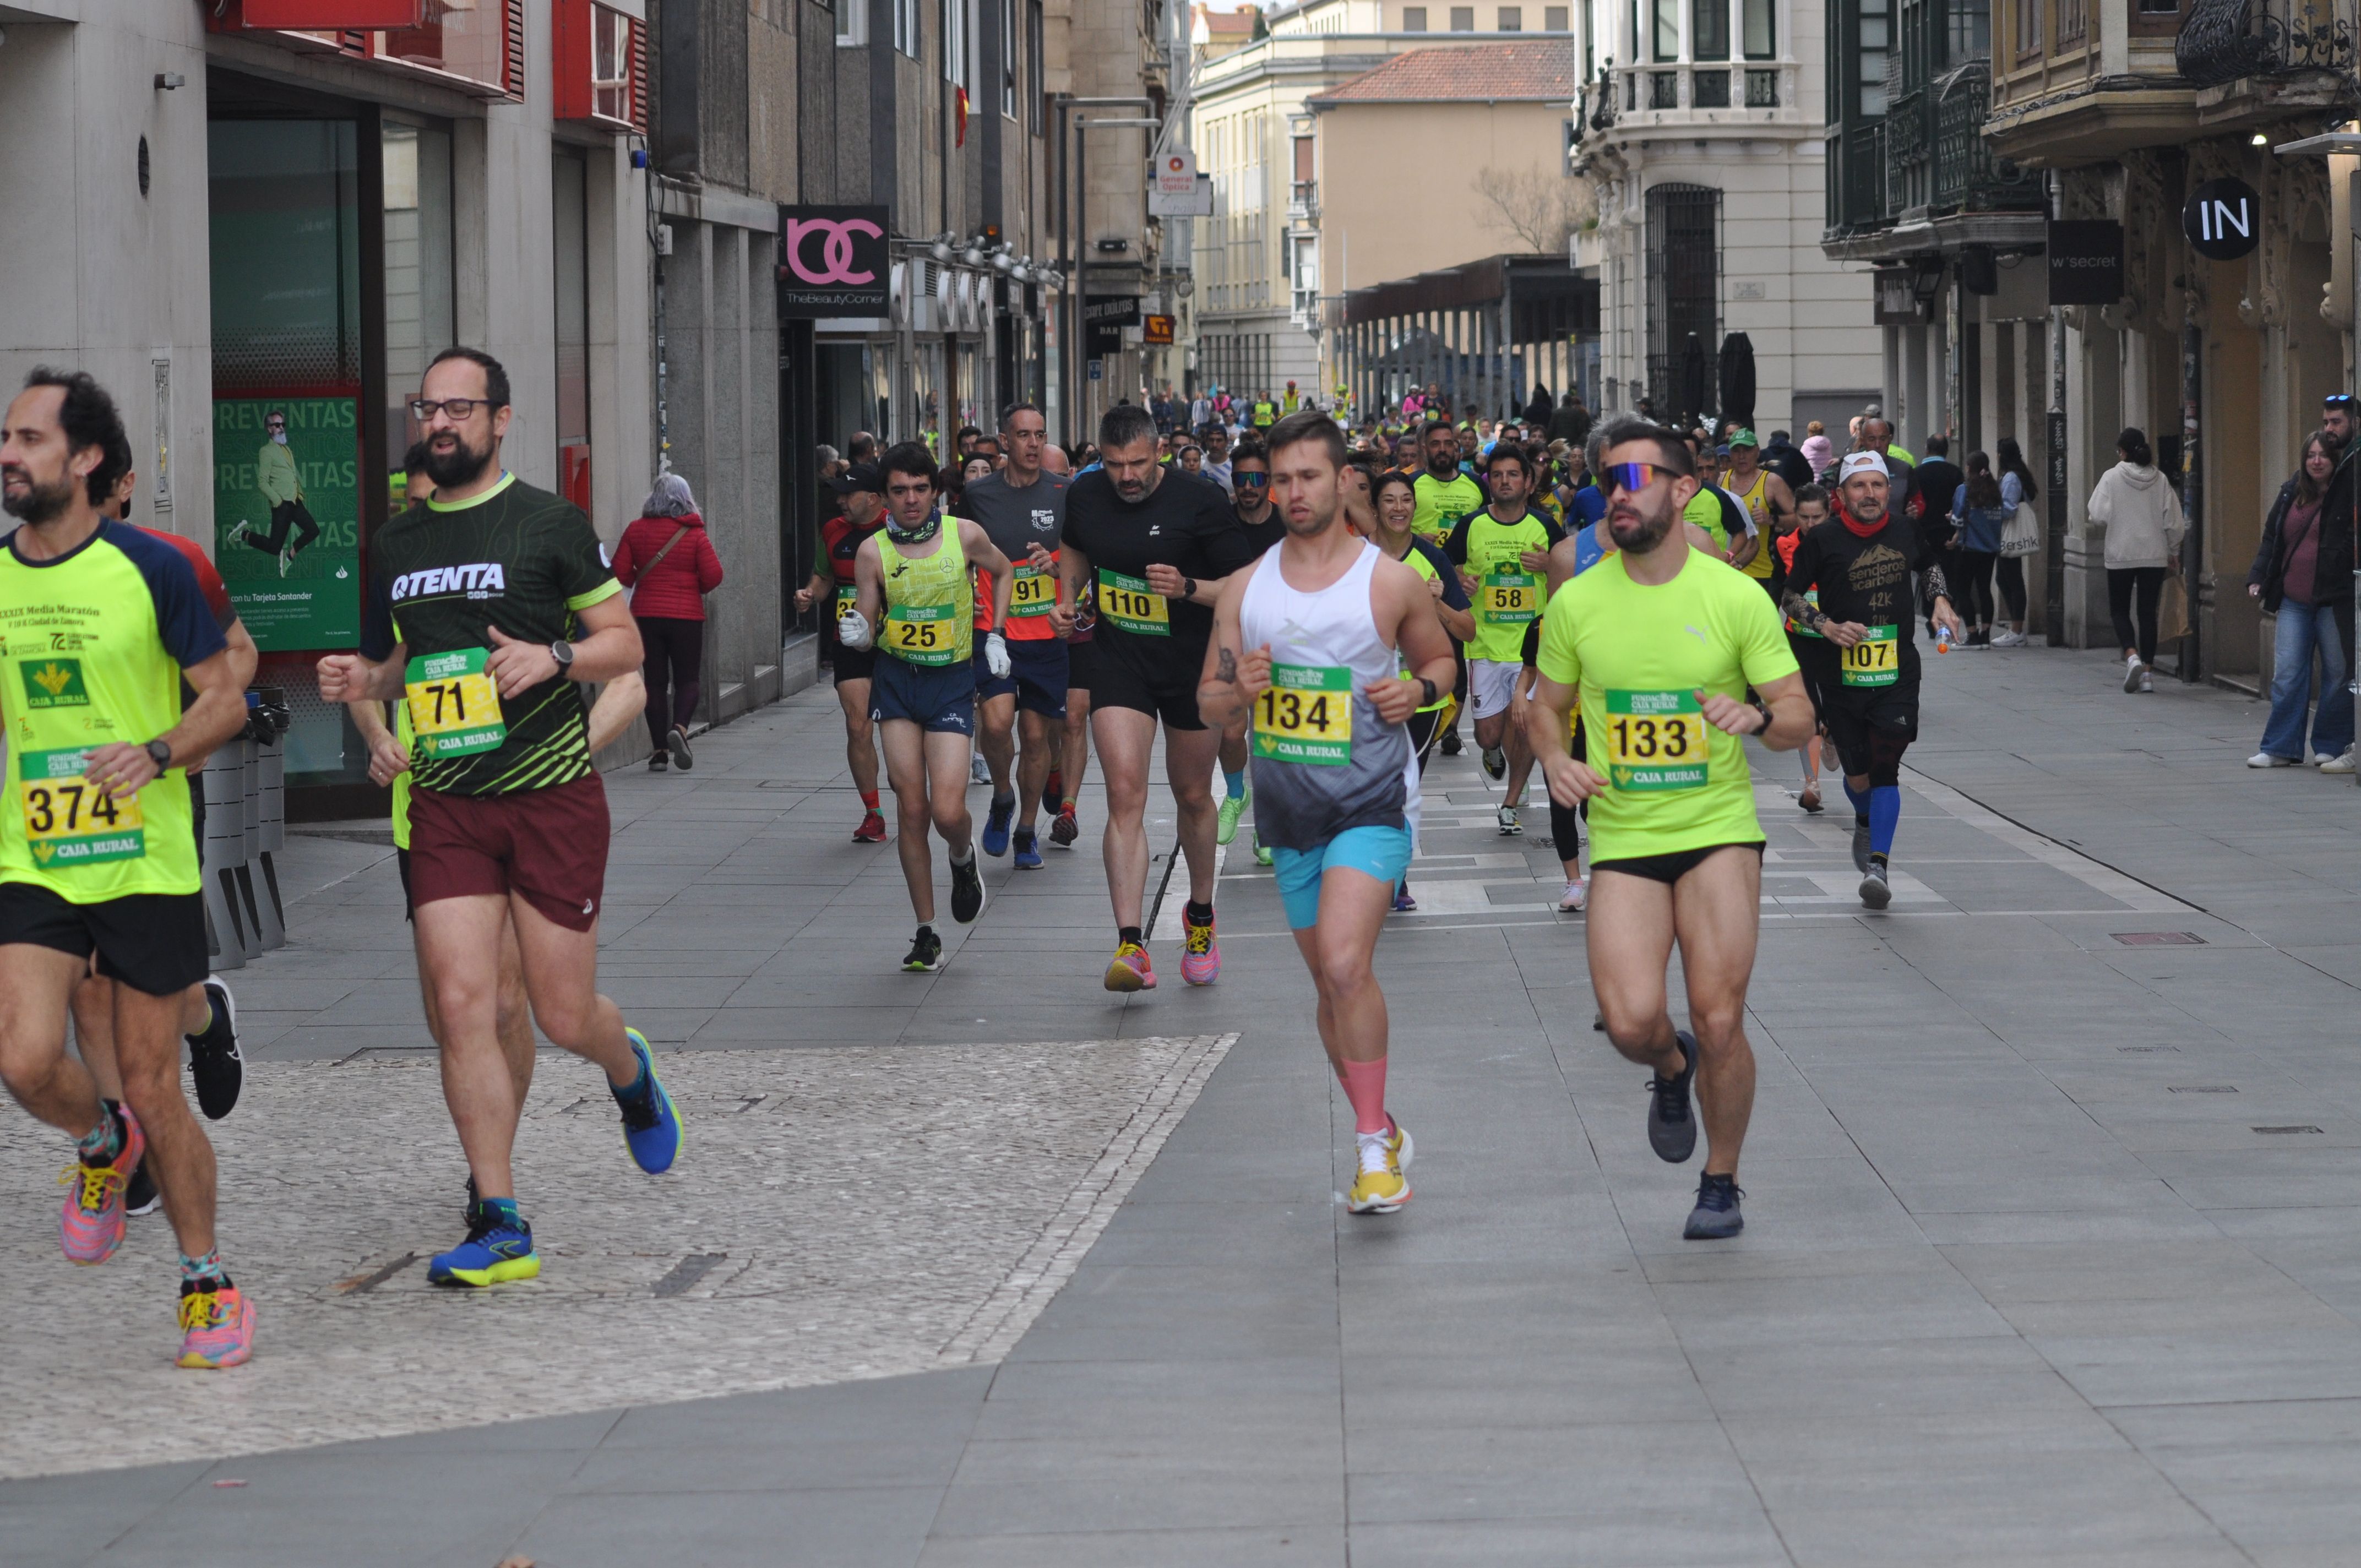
top-left (1237, 538), bottom-right (1416, 850)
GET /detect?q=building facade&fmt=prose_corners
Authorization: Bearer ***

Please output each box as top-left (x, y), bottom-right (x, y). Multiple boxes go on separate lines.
top-left (1572, 0), bottom-right (1881, 433)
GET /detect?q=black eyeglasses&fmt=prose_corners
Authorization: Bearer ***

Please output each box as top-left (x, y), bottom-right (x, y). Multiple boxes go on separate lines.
top-left (409, 398), bottom-right (488, 421)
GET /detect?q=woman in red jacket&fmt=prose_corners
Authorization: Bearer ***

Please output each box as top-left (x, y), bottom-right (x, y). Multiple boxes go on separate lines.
top-left (612, 472), bottom-right (726, 770)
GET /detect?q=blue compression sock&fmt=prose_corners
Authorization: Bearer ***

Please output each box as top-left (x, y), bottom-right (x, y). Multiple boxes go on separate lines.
top-left (1868, 785), bottom-right (1901, 858)
top-left (1224, 767), bottom-right (1247, 801)
top-left (1841, 777), bottom-right (1870, 819)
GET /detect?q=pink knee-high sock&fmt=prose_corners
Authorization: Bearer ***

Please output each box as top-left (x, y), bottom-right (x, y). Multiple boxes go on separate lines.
top-left (1339, 1056), bottom-right (1390, 1137)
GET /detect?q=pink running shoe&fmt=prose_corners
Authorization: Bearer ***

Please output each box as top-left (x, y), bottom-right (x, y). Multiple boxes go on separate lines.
top-left (1103, 940), bottom-right (1156, 992)
top-left (58, 1106), bottom-right (145, 1266)
top-left (176, 1281), bottom-right (256, 1369)
top-left (1180, 907), bottom-right (1221, 986)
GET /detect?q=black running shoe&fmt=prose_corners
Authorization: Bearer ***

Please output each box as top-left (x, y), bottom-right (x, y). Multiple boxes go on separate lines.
top-left (1850, 816), bottom-right (1872, 874)
top-left (125, 1159), bottom-right (160, 1217)
top-left (1684, 1172), bottom-right (1744, 1239)
top-left (668, 723), bottom-right (694, 770)
top-left (1440, 730), bottom-right (1464, 757)
top-left (1859, 860), bottom-right (1892, 910)
top-left (950, 853), bottom-right (986, 924)
top-left (1646, 1030), bottom-right (1699, 1163)
top-left (186, 978), bottom-right (242, 1121)
top-left (1481, 745), bottom-right (1507, 781)
top-left (902, 926), bottom-right (944, 972)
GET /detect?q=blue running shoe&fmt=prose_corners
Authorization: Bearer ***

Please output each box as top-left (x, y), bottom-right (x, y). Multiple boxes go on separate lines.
top-left (429, 1202), bottom-right (541, 1287)
top-left (1012, 829), bottom-right (1043, 870)
top-left (982, 793), bottom-right (1015, 857)
top-left (613, 1027), bottom-right (682, 1174)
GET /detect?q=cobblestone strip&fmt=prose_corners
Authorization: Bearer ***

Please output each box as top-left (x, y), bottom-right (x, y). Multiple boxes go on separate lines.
top-left (935, 1032), bottom-right (1237, 1365)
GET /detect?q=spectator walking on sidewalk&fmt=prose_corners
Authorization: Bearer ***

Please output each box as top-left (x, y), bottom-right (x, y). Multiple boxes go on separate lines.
top-left (2087, 427), bottom-right (2183, 695)
top-left (1990, 437), bottom-right (2038, 645)
top-left (2248, 429), bottom-right (2354, 769)
top-left (613, 472), bottom-right (725, 771)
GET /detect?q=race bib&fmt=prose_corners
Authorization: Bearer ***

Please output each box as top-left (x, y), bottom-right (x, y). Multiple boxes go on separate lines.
top-left (834, 584), bottom-right (857, 618)
top-left (405, 647), bottom-right (506, 759)
top-left (17, 748), bottom-right (145, 868)
top-left (884, 602), bottom-right (961, 665)
top-left (1480, 571), bottom-right (1539, 626)
top-left (1097, 569), bottom-right (1171, 636)
top-left (1008, 563), bottom-right (1058, 618)
top-left (1603, 690), bottom-right (1707, 792)
top-left (1252, 663), bottom-right (1353, 766)
top-left (1840, 625), bottom-right (1900, 686)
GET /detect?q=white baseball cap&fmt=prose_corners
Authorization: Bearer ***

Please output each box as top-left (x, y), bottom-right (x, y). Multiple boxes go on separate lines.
top-left (1838, 451), bottom-right (1889, 482)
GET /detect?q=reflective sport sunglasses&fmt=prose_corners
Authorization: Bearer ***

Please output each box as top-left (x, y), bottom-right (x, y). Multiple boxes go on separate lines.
top-left (1234, 471), bottom-right (1270, 487)
top-left (1598, 461), bottom-right (1676, 495)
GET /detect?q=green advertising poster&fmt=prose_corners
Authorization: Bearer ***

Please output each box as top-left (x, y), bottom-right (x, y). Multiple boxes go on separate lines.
top-left (211, 396), bottom-right (362, 651)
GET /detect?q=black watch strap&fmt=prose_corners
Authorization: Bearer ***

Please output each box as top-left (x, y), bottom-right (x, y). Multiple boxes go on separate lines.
top-left (146, 739), bottom-right (173, 768)
top-left (1419, 677), bottom-right (1439, 707)
top-left (1750, 698), bottom-right (1774, 734)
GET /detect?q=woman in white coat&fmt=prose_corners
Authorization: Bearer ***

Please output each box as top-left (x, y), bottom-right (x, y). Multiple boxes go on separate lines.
top-left (2086, 426), bottom-right (2185, 693)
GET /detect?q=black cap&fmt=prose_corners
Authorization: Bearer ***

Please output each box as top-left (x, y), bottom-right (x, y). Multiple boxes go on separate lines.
top-left (830, 462), bottom-right (885, 495)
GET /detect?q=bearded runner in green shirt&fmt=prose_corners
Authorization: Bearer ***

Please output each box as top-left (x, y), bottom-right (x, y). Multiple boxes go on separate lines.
top-left (0, 369), bottom-right (254, 1369)
top-left (1444, 444), bottom-right (1562, 836)
top-left (317, 347), bottom-right (680, 1292)
top-left (1520, 418), bottom-right (1815, 1245)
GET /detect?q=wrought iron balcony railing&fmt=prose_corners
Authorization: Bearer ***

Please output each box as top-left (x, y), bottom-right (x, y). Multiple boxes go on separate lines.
top-left (2177, 0), bottom-right (2354, 89)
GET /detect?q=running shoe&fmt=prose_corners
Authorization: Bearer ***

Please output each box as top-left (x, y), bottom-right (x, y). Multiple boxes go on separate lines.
top-left (649, 752), bottom-right (670, 772)
top-left (970, 755), bottom-right (992, 786)
top-left (1683, 1172), bottom-right (1745, 1240)
top-left (175, 1279), bottom-right (257, 1368)
top-left (1440, 730), bottom-right (1464, 757)
top-left (1103, 940), bottom-right (1156, 992)
top-left (1254, 836), bottom-right (1274, 868)
top-left (1386, 1117), bottom-right (1415, 1170)
top-left (1991, 629), bottom-right (2027, 647)
top-left (1392, 884), bottom-right (1418, 913)
top-left (982, 794), bottom-right (1015, 857)
top-left (1481, 745), bottom-right (1507, 781)
top-left (1044, 769), bottom-right (1064, 807)
top-left (853, 808), bottom-right (888, 843)
top-left (1798, 784), bottom-right (1823, 814)
top-left (902, 926), bottom-right (943, 971)
top-left (125, 1161), bottom-right (160, 1218)
top-left (612, 1027), bottom-right (682, 1174)
top-left (1180, 907), bottom-right (1220, 986)
top-left (1645, 1030), bottom-right (1699, 1164)
top-left (1558, 878), bottom-right (1587, 913)
top-left (1859, 861), bottom-right (1892, 911)
top-left (277, 543), bottom-right (294, 579)
top-left (2123, 655), bottom-right (2145, 693)
top-left (1346, 1137), bottom-right (1411, 1214)
top-left (1050, 807), bottom-right (1080, 848)
top-left (58, 1105), bottom-right (144, 1265)
top-left (950, 852), bottom-right (987, 923)
top-left (2324, 750), bottom-right (2358, 776)
top-left (187, 978), bottom-right (241, 1121)
top-left (1013, 830), bottom-right (1043, 870)
top-left (428, 1204), bottom-right (541, 1287)
top-left (1216, 790), bottom-right (1248, 845)
top-left (668, 724), bottom-right (694, 770)
top-left (2249, 752), bottom-right (2298, 767)
top-left (2139, 669), bottom-right (2153, 694)
top-left (1851, 816), bottom-right (1872, 874)
top-left (1497, 804), bottom-right (1522, 836)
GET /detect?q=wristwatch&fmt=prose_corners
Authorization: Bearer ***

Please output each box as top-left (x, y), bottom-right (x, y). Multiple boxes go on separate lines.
top-left (145, 739), bottom-right (173, 770)
top-left (1749, 698), bottom-right (1775, 735)
top-left (1180, 576), bottom-right (1198, 600)
top-left (1419, 677), bottom-right (1440, 708)
top-left (549, 638), bottom-right (575, 672)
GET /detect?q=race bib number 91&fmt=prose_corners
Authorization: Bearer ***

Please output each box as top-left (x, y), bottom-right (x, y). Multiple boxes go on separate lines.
top-left (1602, 690), bottom-right (1707, 792)
top-left (1840, 625), bottom-right (1900, 687)
top-left (1097, 569), bottom-right (1171, 636)
top-left (405, 647), bottom-right (507, 759)
top-left (17, 748), bottom-right (144, 867)
top-left (1252, 664), bottom-right (1353, 766)
top-left (1009, 563), bottom-right (1058, 618)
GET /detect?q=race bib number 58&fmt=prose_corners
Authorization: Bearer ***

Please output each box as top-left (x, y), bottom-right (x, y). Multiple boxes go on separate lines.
top-left (1603, 690), bottom-right (1707, 791)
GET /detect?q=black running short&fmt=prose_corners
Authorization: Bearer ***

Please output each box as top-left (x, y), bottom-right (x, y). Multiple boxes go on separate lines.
top-left (0, 882), bottom-right (208, 997)
top-left (833, 644), bottom-right (877, 685)
top-left (1065, 636), bottom-right (1096, 694)
top-left (1590, 841), bottom-right (1764, 887)
top-left (1089, 643), bottom-right (1206, 731)
top-left (1822, 687), bottom-right (1918, 783)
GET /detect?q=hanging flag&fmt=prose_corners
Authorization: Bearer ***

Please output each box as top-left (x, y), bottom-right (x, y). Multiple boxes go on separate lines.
top-left (956, 86), bottom-right (970, 148)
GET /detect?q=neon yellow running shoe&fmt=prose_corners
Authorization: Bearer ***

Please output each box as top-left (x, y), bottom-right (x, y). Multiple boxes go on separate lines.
top-left (1346, 1137), bottom-right (1411, 1215)
top-left (1216, 789), bottom-right (1248, 845)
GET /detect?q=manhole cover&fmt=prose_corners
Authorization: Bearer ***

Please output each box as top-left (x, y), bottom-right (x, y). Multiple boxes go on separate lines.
top-left (2113, 932), bottom-right (2205, 946)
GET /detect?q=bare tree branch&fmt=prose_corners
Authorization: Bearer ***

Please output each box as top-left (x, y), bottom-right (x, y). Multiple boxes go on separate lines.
top-left (1470, 166), bottom-right (1598, 255)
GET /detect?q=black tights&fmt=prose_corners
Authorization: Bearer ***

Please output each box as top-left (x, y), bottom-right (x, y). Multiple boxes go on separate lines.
top-left (1956, 549), bottom-right (1998, 628)
top-left (1993, 554), bottom-right (2027, 622)
top-left (638, 615), bottom-right (705, 749)
top-left (2107, 567), bottom-right (2168, 664)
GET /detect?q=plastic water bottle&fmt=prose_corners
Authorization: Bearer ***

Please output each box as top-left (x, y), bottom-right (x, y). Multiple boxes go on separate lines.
top-left (1935, 623), bottom-right (1953, 655)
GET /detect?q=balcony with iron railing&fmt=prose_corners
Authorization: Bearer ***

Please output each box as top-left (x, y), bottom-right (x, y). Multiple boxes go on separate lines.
top-left (1289, 179), bottom-right (1319, 221)
top-left (2178, 0), bottom-right (2360, 128)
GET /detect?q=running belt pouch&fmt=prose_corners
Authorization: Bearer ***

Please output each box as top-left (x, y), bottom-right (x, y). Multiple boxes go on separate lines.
top-left (625, 526), bottom-right (692, 609)
top-left (2000, 502), bottom-right (2040, 558)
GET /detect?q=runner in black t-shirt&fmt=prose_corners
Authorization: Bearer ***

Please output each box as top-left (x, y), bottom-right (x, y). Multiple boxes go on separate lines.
top-left (1215, 438), bottom-right (1283, 862)
top-left (1780, 452), bottom-right (1962, 911)
top-left (1053, 404), bottom-right (1256, 992)
top-left (793, 464), bottom-right (889, 842)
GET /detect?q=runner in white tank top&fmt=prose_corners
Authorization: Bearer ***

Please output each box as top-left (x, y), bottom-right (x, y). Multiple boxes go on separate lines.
top-left (1198, 412), bottom-right (1458, 1215)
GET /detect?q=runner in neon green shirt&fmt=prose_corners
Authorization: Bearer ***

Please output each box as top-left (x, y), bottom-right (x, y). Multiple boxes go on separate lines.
top-left (1521, 418), bottom-right (1814, 1245)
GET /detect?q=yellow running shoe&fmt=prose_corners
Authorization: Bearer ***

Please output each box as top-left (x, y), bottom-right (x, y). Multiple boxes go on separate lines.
top-left (1346, 1138), bottom-right (1412, 1214)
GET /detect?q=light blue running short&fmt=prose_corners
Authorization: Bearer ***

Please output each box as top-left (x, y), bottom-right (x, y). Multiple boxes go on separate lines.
top-left (1268, 824), bottom-right (1415, 930)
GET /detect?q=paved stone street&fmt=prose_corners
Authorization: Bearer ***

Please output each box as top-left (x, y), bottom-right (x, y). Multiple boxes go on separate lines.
top-left (9, 645), bottom-right (2361, 1566)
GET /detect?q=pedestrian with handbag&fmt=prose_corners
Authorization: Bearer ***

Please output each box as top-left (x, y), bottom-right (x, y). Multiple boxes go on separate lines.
top-left (2246, 430), bottom-right (2354, 767)
top-left (613, 472), bottom-right (726, 771)
top-left (1990, 437), bottom-right (2039, 645)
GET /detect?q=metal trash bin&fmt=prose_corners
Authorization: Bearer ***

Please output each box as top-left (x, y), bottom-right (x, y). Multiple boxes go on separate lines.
top-left (200, 752), bottom-right (252, 970)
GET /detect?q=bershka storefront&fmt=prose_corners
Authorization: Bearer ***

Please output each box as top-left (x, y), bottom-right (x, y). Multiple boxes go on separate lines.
top-left (198, 1), bottom-right (652, 810)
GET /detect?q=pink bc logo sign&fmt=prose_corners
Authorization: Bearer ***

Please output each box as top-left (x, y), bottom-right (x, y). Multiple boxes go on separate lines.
top-left (777, 205), bottom-right (891, 316)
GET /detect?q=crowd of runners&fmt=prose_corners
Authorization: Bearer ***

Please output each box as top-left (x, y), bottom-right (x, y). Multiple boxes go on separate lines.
top-left (0, 350), bottom-right (1973, 1370)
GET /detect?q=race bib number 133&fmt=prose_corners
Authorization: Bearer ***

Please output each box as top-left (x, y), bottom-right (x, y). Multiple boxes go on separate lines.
top-left (1602, 689), bottom-right (1707, 792)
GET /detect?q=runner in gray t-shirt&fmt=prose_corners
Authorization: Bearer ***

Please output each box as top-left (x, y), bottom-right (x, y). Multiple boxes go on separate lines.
top-left (961, 405), bottom-right (1079, 864)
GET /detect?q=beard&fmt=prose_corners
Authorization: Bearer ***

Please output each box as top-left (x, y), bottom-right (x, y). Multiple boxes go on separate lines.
top-left (0, 468), bottom-right (76, 525)
top-left (1607, 501), bottom-right (1677, 554)
top-left (422, 432), bottom-right (495, 491)
top-left (1845, 493), bottom-right (1887, 529)
top-left (1427, 452), bottom-right (1457, 476)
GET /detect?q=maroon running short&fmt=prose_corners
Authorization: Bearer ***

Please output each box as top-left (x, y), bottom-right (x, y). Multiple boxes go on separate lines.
top-left (405, 772), bottom-right (611, 932)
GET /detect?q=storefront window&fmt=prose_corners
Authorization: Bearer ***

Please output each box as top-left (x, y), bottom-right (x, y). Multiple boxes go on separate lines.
top-left (383, 118), bottom-right (454, 498)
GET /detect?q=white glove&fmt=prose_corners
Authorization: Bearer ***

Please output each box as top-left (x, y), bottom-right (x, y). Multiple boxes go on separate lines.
top-left (984, 631), bottom-right (1011, 679)
top-left (837, 609), bottom-right (873, 651)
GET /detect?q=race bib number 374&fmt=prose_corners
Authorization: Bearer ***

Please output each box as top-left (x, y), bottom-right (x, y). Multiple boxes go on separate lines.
top-left (1602, 689), bottom-right (1708, 792)
top-left (17, 747), bottom-right (144, 867)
